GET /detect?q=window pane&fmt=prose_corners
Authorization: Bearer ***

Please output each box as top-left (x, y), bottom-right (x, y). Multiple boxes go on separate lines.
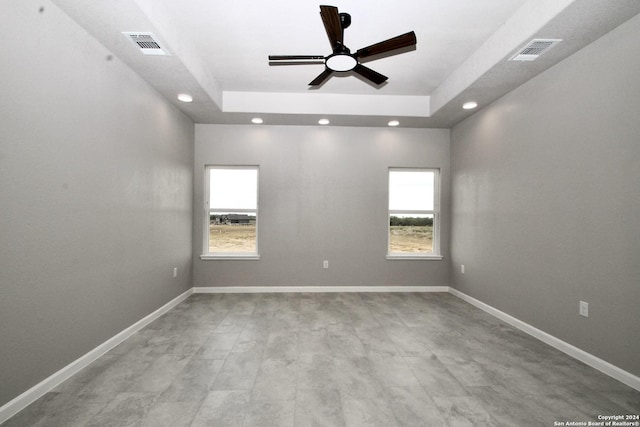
top-left (389, 214), bottom-right (433, 253)
top-left (209, 213), bottom-right (256, 253)
top-left (389, 170), bottom-right (434, 211)
top-left (209, 168), bottom-right (257, 210)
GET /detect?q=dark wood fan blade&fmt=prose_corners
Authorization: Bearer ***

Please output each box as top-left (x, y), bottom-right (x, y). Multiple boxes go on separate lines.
top-left (309, 68), bottom-right (333, 86)
top-left (269, 55), bottom-right (325, 65)
top-left (320, 5), bottom-right (343, 50)
top-left (269, 55), bottom-right (325, 61)
top-left (355, 31), bottom-right (417, 59)
top-left (353, 64), bottom-right (388, 85)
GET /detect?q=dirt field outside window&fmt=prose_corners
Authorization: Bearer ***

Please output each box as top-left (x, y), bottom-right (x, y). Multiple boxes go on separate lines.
top-left (389, 225), bottom-right (433, 253)
top-left (209, 224), bottom-right (256, 253)
top-left (208, 224), bottom-right (432, 253)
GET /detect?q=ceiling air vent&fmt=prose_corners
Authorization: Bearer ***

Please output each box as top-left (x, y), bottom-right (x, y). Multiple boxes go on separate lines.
top-left (509, 38), bottom-right (561, 62)
top-left (122, 32), bottom-right (168, 56)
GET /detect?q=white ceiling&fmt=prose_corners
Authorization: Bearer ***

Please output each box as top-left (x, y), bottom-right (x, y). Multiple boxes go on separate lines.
top-left (52, 0), bottom-right (640, 128)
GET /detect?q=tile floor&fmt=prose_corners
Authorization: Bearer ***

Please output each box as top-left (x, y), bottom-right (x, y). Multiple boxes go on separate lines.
top-left (3, 292), bottom-right (639, 426)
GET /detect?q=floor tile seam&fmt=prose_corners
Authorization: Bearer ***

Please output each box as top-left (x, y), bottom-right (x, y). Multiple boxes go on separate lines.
top-left (450, 394), bottom-right (504, 427)
top-left (372, 325), bottom-right (406, 356)
top-left (557, 388), bottom-right (634, 419)
top-left (401, 354), bottom-right (472, 402)
top-left (359, 357), bottom-right (389, 398)
top-left (381, 386), bottom-right (439, 427)
top-left (84, 390), bottom-right (162, 427)
top-left (339, 392), bottom-right (400, 427)
top-left (328, 388), bottom-right (350, 427)
top-left (180, 400), bottom-right (203, 427)
top-left (431, 353), bottom-right (477, 394)
top-left (211, 350), bottom-right (260, 392)
top-left (242, 354), bottom-right (268, 408)
top-left (367, 352), bottom-right (424, 390)
top-left (216, 324), bottom-right (247, 363)
top-left (28, 400), bottom-right (109, 427)
top-left (236, 392), bottom-right (251, 427)
top-left (192, 357), bottom-right (230, 398)
top-left (144, 396), bottom-right (205, 426)
top-left (368, 370), bottom-right (422, 395)
top-left (291, 350), bottom-right (301, 427)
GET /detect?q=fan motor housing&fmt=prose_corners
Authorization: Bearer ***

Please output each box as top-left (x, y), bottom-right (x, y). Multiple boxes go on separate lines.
top-left (339, 12), bottom-right (351, 29)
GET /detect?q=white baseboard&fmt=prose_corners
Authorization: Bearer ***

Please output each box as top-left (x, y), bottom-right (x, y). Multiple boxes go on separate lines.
top-left (448, 287), bottom-right (640, 392)
top-left (0, 288), bottom-right (193, 425)
top-left (193, 285), bottom-right (451, 293)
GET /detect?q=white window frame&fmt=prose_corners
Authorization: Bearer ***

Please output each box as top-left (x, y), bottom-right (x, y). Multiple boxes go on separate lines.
top-left (387, 167), bottom-right (442, 260)
top-left (201, 165), bottom-right (260, 260)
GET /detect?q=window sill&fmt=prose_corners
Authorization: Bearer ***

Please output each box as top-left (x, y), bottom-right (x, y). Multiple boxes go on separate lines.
top-left (200, 254), bottom-right (260, 261)
top-left (386, 254), bottom-right (443, 261)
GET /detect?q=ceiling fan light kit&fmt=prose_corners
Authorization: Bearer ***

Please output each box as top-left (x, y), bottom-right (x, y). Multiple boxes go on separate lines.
top-left (269, 5), bottom-right (417, 86)
top-left (325, 53), bottom-right (357, 72)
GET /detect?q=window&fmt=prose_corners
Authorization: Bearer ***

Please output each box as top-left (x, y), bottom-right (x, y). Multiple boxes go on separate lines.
top-left (203, 166), bottom-right (259, 259)
top-left (388, 168), bottom-right (441, 259)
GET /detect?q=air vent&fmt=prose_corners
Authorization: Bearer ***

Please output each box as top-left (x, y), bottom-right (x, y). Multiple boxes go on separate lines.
top-left (510, 38), bottom-right (561, 62)
top-left (122, 32), bottom-right (168, 56)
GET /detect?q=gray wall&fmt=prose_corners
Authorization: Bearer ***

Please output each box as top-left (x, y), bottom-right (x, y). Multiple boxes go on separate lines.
top-left (194, 125), bottom-right (450, 288)
top-left (450, 13), bottom-right (640, 376)
top-left (0, 1), bottom-right (194, 406)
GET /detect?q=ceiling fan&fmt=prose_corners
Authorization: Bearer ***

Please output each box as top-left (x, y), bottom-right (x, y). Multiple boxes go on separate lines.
top-left (268, 5), bottom-right (417, 86)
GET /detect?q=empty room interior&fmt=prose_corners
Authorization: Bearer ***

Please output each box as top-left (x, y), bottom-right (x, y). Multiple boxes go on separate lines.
top-left (1, 0), bottom-right (640, 426)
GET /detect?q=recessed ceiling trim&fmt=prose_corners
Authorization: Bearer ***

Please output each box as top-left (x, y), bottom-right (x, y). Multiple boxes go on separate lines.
top-left (222, 92), bottom-right (430, 118)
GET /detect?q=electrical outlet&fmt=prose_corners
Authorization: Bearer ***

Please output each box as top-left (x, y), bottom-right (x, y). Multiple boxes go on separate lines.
top-left (173, 267), bottom-right (178, 278)
top-left (323, 260), bottom-right (329, 269)
top-left (461, 264), bottom-right (465, 274)
top-left (579, 301), bottom-right (589, 317)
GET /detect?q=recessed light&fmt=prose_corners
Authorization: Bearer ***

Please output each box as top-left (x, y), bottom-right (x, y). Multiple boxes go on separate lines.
top-left (388, 120), bottom-right (400, 127)
top-left (463, 101), bottom-right (478, 110)
top-left (177, 93), bottom-right (193, 103)
top-left (318, 118), bottom-right (330, 125)
top-left (251, 117), bottom-right (263, 124)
